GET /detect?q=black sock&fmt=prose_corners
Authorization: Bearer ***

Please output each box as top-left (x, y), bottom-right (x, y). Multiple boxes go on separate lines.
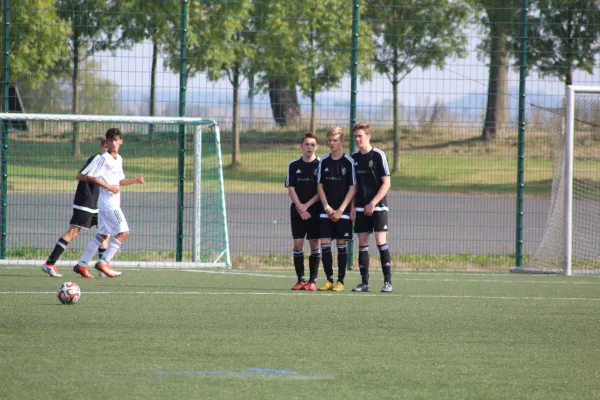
top-left (337, 242), bottom-right (347, 284)
top-left (98, 247), bottom-right (107, 261)
top-left (308, 248), bottom-right (320, 283)
top-left (378, 243), bottom-right (392, 284)
top-left (47, 238), bottom-right (69, 265)
top-left (293, 249), bottom-right (304, 281)
top-left (321, 244), bottom-right (333, 282)
top-left (359, 246), bottom-right (370, 285)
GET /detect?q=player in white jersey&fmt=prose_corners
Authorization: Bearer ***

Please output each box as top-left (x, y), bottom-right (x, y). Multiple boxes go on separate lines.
top-left (72, 128), bottom-right (144, 278)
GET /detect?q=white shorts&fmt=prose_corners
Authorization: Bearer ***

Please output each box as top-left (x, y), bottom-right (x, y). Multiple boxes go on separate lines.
top-left (97, 205), bottom-right (129, 236)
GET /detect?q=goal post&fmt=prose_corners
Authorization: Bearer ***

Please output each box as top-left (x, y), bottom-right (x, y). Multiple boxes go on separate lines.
top-left (0, 113), bottom-right (231, 268)
top-left (513, 85), bottom-right (600, 275)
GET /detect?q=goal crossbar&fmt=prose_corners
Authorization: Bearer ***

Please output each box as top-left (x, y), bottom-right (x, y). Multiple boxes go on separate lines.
top-left (0, 113), bottom-right (231, 268)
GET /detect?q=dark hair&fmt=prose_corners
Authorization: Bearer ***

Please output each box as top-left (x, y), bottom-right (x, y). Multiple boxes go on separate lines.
top-left (100, 138), bottom-right (107, 146)
top-left (105, 128), bottom-right (122, 139)
top-left (302, 132), bottom-right (318, 144)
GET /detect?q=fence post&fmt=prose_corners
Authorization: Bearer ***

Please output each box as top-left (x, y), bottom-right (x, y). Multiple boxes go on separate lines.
top-left (515, 0), bottom-right (529, 267)
top-left (347, 0), bottom-right (360, 270)
top-left (177, 0), bottom-right (189, 262)
top-left (1, 0), bottom-right (10, 259)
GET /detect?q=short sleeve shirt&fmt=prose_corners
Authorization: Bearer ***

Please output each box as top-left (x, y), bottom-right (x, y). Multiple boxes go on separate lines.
top-left (285, 156), bottom-right (322, 212)
top-left (317, 153), bottom-right (356, 214)
top-left (80, 152), bottom-right (125, 208)
top-left (351, 147), bottom-right (390, 208)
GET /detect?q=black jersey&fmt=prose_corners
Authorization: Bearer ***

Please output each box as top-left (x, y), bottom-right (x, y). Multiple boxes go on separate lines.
top-left (351, 147), bottom-right (390, 208)
top-left (72, 153), bottom-right (102, 213)
top-left (317, 153), bottom-right (356, 214)
top-left (285, 157), bottom-right (321, 209)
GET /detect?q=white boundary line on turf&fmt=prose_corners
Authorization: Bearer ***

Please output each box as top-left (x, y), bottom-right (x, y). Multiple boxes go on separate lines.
top-left (3, 290), bottom-right (600, 302)
top-left (182, 269), bottom-right (600, 285)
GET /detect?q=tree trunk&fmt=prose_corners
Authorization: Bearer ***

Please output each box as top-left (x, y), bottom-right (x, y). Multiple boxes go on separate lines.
top-left (392, 79), bottom-right (400, 173)
top-left (565, 69), bottom-right (573, 86)
top-left (481, 22), bottom-right (509, 141)
top-left (310, 89), bottom-right (316, 134)
top-left (268, 79), bottom-right (300, 126)
top-left (231, 68), bottom-right (241, 167)
top-left (149, 38), bottom-right (158, 139)
top-left (71, 44), bottom-right (81, 158)
top-left (248, 72), bottom-right (254, 129)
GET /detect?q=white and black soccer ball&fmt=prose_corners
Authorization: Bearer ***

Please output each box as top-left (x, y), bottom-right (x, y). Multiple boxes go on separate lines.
top-left (57, 282), bottom-right (81, 305)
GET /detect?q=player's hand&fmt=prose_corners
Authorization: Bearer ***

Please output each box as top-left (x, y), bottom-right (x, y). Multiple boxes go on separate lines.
top-left (295, 203), bottom-right (307, 214)
top-left (300, 211), bottom-right (311, 220)
top-left (331, 209), bottom-right (343, 222)
top-left (136, 175), bottom-right (145, 184)
top-left (107, 185), bottom-right (120, 194)
top-left (364, 202), bottom-right (375, 216)
top-left (350, 207), bottom-right (356, 222)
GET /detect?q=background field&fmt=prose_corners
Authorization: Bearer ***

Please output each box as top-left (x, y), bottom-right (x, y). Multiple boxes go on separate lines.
top-left (1, 267), bottom-right (599, 399)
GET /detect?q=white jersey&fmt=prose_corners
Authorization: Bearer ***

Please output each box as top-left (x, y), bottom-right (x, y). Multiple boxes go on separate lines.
top-left (80, 152), bottom-right (125, 209)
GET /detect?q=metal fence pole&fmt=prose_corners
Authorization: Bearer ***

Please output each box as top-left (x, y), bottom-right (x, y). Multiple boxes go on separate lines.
top-left (515, 0), bottom-right (529, 267)
top-left (1, 0), bottom-right (10, 259)
top-left (177, 0), bottom-right (189, 262)
top-left (347, 0), bottom-right (359, 270)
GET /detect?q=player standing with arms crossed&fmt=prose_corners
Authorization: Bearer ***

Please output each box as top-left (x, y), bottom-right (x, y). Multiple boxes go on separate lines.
top-left (350, 122), bottom-right (393, 293)
top-left (285, 132), bottom-right (322, 291)
top-left (73, 128), bottom-right (144, 278)
top-left (317, 127), bottom-right (356, 292)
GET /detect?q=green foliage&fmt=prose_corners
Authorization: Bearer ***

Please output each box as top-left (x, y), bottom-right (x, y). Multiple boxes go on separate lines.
top-left (1, 0), bottom-right (70, 86)
top-left (526, 0), bottom-right (600, 85)
top-left (367, 0), bottom-right (471, 83)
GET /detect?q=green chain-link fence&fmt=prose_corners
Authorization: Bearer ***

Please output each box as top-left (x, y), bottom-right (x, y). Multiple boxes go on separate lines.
top-left (2, 0), bottom-right (600, 270)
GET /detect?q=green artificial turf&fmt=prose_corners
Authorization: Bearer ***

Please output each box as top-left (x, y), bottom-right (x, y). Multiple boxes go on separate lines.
top-left (1, 267), bottom-right (599, 399)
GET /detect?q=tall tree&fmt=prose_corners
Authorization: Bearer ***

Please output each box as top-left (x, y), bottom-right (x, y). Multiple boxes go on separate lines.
top-left (165, 1), bottom-right (255, 167)
top-left (366, 0), bottom-right (470, 172)
top-left (0, 0), bottom-right (69, 87)
top-left (253, 1), bottom-right (301, 127)
top-left (17, 60), bottom-right (118, 114)
top-left (56, 0), bottom-right (123, 158)
top-left (258, 1), bottom-right (373, 133)
top-left (526, 0), bottom-right (600, 86)
top-left (476, 0), bottom-right (520, 141)
top-left (117, 0), bottom-right (178, 138)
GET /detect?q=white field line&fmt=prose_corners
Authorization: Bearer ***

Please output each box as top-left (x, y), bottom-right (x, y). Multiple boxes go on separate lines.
top-left (182, 269), bottom-right (600, 285)
top-left (1, 290), bottom-right (600, 302)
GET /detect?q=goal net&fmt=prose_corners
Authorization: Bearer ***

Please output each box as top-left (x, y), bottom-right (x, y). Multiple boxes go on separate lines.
top-left (0, 113), bottom-right (231, 268)
top-left (516, 86), bottom-right (600, 275)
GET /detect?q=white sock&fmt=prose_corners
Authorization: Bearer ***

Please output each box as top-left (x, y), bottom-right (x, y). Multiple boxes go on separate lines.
top-left (78, 235), bottom-right (104, 266)
top-left (100, 237), bottom-right (122, 264)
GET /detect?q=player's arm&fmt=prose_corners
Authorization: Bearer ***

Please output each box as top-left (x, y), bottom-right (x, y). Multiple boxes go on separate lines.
top-left (80, 175), bottom-right (120, 194)
top-left (304, 193), bottom-right (320, 209)
top-left (318, 183), bottom-right (334, 218)
top-left (333, 185), bottom-right (356, 221)
top-left (120, 175), bottom-right (144, 186)
top-left (350, 197), bottom-right (356, 222)
top-left (288, 187), bottom-right (310, 219)
top-left (370, 176), bottom-right (391, 206)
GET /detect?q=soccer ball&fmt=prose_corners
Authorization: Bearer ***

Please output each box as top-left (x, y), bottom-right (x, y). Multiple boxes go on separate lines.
top-left (57, 282), bottom-right (81, 305)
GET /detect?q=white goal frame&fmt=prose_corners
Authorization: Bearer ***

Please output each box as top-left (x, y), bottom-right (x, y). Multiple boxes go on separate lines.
top-left (563, 85), bottom-right (600, 275)
top-left (0, 113), bottom-right (231, 268)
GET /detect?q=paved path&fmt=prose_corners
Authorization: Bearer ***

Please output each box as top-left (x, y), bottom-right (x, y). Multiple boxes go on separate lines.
top-left (6, 192), bottom-right (549, 259)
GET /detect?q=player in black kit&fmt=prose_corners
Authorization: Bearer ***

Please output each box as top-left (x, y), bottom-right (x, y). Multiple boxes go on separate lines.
top-left (350, 122), bottom-right (393, 293)
top-left (41, 139), bottom-right (110, 278)
top-left (316, 127), bottom-right (356, 292)
top-left (285, 132), bottom-right (322, 291)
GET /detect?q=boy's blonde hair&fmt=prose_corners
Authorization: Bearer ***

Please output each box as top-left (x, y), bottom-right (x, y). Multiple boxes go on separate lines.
top-left (327, 126), bottom-right (344, 140)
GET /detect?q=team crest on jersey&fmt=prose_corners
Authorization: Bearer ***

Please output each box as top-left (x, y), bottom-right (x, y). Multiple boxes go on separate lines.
top-left (369, 160), bottom-right (374, 167)
top-left (341, 167), bottom-right (346, 176)
top-left (313, 169), bottom-right (317, 175)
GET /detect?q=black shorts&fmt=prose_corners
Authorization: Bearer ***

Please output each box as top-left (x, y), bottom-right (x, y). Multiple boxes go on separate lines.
top-left (354, 210), bottom-right (389, 234)
top-left (69, 208), bottom-right (98, 229)
top-left (319, 214), bottom-right (353, 241)
top-left (290, 206), bottom-right (320, 240)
